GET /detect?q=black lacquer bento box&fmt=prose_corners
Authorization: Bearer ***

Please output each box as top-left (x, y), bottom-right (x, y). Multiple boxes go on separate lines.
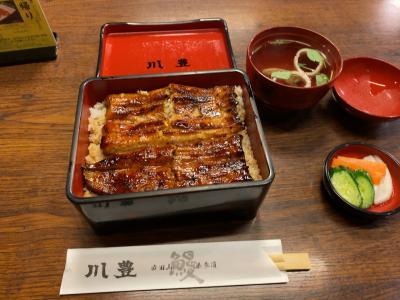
top-left (66, 19), bottom-right (275, 225)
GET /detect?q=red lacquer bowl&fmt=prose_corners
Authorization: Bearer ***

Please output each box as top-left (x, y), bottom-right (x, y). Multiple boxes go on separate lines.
top-left (323, 143), bottom-right (400, 218)
top-left (246, 27), bottom-right (343, 111)
top-left (333, 57), bottom-right (400, 121)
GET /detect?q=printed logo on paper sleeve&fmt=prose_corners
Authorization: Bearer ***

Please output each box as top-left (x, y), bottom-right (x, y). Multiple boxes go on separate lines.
top-left (150, 250), bottom-right (218, 284)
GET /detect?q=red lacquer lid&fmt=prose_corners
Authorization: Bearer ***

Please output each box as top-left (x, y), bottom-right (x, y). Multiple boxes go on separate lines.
top-left (333, 57), bottom-right (400, 121)
top-left (96, 19), bottom-right (236, 77)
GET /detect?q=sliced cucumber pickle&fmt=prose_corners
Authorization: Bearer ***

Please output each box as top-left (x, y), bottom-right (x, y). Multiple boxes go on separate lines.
top-left (329, 167), bottom-right (362, 207)
top-left (353, 170), bottom-right (375, 209)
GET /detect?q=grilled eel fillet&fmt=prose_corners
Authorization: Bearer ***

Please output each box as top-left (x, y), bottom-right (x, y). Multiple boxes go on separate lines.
top-left (84, 84), bottom-right (252, 194)
top-left (101, 84), bottom-right (243, 154)
top-left (84, 135), bottom-right (252, 194)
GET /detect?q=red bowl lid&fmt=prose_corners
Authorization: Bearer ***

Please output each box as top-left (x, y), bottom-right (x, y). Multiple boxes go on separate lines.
top-left (333, 57), bottom-right (400, 120)
top-left (96, 19), bottom-right (236, 77)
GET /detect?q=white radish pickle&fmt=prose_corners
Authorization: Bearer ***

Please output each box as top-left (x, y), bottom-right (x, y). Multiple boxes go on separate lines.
top-left (363, 155), bottom-right (393, 205)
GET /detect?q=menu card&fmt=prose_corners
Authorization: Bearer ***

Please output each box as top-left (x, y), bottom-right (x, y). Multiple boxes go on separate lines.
top-left (0, 0), bottom-right (56, 65)
top-left (60, 240), bottom-right (288, 295)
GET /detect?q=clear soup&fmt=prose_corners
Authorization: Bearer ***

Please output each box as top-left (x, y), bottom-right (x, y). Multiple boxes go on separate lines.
top-left (251, 39), bottom-right (333, 88)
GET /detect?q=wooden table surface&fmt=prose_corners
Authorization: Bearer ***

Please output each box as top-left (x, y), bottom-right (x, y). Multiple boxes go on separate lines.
top-left (1, 0), bottom-right (400, 299)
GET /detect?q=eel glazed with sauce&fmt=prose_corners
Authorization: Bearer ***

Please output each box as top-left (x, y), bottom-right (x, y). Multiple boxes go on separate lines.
top-left (83, 84), bottom-right (261, 195)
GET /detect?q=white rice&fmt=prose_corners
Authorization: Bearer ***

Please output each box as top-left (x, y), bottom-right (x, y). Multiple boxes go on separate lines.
top-left (85, 102), bottom-right (106, 164)
top-left (83, 188), bottom-right (98, 198)
top-left (234, 86), bottom-right (262, 180)
top-left (240, 129), bottom-right (262, 180)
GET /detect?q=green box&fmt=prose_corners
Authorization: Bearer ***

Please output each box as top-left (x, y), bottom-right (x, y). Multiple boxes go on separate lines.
top-left (0, 0), bottom-right (57, 66)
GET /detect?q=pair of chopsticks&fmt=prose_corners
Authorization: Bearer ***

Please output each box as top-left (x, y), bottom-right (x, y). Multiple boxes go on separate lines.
top-left (268, 253), bottom-right (311, 271)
